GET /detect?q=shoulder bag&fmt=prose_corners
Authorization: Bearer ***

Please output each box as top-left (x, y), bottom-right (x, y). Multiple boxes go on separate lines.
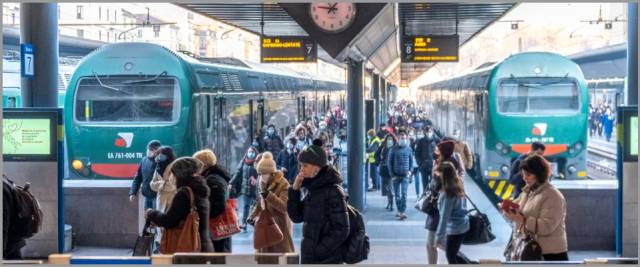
top-left (160, 186), bottom-right (201, 254)
top-left (504, 218), bottom-right (543, 261)
top-left (463, 194), bottom-right (496, 244)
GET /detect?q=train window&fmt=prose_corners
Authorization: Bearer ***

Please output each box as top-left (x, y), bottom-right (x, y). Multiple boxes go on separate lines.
top-left (74, 76), bottom-right (180, 123)
top-left (497, 78), bottom-right (580, 114)
top-left (196, 71), bottom-right (223, 89)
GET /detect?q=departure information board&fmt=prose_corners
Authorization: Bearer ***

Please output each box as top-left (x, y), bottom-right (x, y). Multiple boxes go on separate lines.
top-left (630, 116), bottom-right (637, 156)
top-left (260, 36), bottom-right (317, 63)
top-left (2, 109), bottom-right (58, 161)
top-left (401, 35), bottom-right (459, 62)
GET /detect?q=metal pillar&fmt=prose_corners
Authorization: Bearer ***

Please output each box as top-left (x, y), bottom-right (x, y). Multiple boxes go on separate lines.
top-left (20, 3), bottom-right (59, 107)
top-left (347, 59), bottom-right (365, 211)
top-left (372, 73), bottom-right (380, 130)
top-left (381, 80), bottom-right (388, 124)
top-left (628, 2), bottom-right (638, 105)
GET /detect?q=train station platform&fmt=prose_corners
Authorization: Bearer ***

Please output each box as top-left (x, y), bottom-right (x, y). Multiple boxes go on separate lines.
top-left (62, 174), bottom-right (616, 264)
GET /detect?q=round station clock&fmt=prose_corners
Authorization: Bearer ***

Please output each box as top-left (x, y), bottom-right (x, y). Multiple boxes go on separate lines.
top-left (309, 2), bottom-right (356, 34)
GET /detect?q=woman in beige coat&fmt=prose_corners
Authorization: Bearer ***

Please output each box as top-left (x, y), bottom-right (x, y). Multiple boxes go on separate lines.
top-left (248, 152), bottom-right (295, 254)
top-left (501, 154), bottom-right (568, 261)
top-left (149, 146), bottom-right (177, 213)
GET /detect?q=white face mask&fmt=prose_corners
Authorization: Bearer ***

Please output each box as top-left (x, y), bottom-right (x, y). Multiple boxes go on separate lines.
top-left (427, 132), bottom-right (434, 138)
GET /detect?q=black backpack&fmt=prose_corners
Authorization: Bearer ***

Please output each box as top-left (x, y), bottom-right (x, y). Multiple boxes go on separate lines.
top-left (341, 205), bottom-right (370, 264)
top-left (4, 176), bottom-right (43, 239)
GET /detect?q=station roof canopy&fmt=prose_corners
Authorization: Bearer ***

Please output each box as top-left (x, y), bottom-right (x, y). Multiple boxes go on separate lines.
top-left (178, 2), bottom-right (516, 87)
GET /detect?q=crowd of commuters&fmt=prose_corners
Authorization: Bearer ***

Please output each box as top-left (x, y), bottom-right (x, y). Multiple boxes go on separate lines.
top-left (4, 100), bottom-right (568, 264)
top-left (589, 103), bottom-right (616, 142)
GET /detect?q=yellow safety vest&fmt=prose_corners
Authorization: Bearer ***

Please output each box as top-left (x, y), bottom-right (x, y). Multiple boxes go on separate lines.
top-left (367, 137), bottom-right (381, 163)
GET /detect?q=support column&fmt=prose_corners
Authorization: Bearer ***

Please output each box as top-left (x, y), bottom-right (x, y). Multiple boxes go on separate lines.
top-left (628, 2), bottom-right (638, 105)
top-left (347, 59), bottom-right (365, 211)
top-left (381, 79), bottom-right (387, 124)
top-left (20, 3), bottom-right (59, 107)
top-left (372, 73), bottom-right (380, 130)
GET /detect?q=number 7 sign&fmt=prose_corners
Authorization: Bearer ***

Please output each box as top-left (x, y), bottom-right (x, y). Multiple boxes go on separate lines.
top-left (21, 43), bottom-right (35, 78)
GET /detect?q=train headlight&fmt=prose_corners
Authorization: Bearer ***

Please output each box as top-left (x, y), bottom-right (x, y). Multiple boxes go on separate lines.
top-left (573, 141), bottom-right (583, 151)
top-left (569, 147), bottom-right (575, 154)
top-left (72, 160), bottom-right (84, 171)
top-left (495, 142), bottom-right (504, 150)
top-left (567, 165), bottom-right (577, 174)
top-left (534, 67), bottom-right (542, 74)
top-left (502, 148), bottom-right (509, 154)
top-left (501, 165), bottom-right (509, 173)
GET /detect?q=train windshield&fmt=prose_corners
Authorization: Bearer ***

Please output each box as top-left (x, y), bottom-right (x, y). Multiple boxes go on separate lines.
top-left (497, 77), bottom-right (580, 114)
top-left (74, 75), bottom-right (180, 123)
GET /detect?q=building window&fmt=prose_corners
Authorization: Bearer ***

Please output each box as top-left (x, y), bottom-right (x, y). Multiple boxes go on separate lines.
top-left (77, 29), bottom-right (84, 38)
top-left (98, 30), bottom-right (102, 41)
top-left (114, 11), bottom-right (117, 22)
top-left (138, 29), bottom-right (143, 38)
top-left (76, 6), bottom-right (83, 19)
top-left (107, 32), bottom-right (110, 42)
top-left (99, 7), bottom-right (102, 20)
top-left (154, 30), bottom-right (160, 38)
top-left (11, 13), bottom-right (15, 24)
top-left (107, 9), bottom-right (110, 21)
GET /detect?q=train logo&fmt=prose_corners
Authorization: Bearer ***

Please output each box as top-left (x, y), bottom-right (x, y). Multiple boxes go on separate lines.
top-left (532, 123), bottom-right (548, 136)
top-left (115, 133), bottom-right (134, 148)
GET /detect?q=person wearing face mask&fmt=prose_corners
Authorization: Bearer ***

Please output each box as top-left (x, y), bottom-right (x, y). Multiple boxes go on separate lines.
top-left (276, 138), bottom-right (299, 184)
top-left (261, 124), bottom-right (284, 157)
top-left (387, 131), bottom-right (414, 220)
top-left (129, 140), bottom-right (162, 210)
top-left (293, 125), bottom-right (311, 151)
top-left (415, 125), bottom-right (440, 193)
top-left (366, 129), bottom-right (381, 192)
top-left (150, 146), bottom-right (178, 213)
top-left (230, 146), bottom-right (260, 231)
top-left (287, 139), bottom-right (350, 264)
top-left (375, 134), bottom-right (398, 211)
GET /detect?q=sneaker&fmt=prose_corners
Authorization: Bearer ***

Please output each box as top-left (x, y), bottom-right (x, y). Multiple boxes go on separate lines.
top-left (395, 213), bottom-right (401, 218)
top-left (367, 188), bottom-right (377, 192)
top-left (398, 213), bottom-right (408, 220)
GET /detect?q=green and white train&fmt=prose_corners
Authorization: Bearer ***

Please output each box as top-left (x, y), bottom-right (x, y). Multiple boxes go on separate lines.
top-left (65, 42), bottom-right (345, 179)
top-left (417, 52), bottom-right (589, 197)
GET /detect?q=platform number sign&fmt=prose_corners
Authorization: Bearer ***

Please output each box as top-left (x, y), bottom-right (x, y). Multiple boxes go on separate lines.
top-left (21, 43), bottom-right (35, 78)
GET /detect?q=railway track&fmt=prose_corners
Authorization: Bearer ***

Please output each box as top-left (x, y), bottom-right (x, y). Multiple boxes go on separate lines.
top-left (587, 144), bottom-right (617, 179)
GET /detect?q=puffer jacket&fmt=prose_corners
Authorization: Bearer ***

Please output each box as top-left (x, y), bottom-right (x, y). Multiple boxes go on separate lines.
top-left (147, 176), bottom-right (215, 252)
top-left (262, 135), bottom-right (284, 158)
top-left (387, 145), bottom-right (414, 177)
top-left (129, 157), bottom-right (158, 198)
top-left (287, 165), bottom-right (350, 264)
top-left (231, 158), bottom-right (258, 198)
top-left (513, 182), bottom-right (567, 254)
top-left (276, 149), bottom-right (299, 184)
top-left (202, 164), bottom-right (231, 218)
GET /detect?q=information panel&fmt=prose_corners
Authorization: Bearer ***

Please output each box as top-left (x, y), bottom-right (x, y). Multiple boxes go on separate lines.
top-left (2, 109), bottom-right (58, 161)
top-left (260, 36), bottom-right (317, 63)
top-left (401, 35), bottom-right (459, 62)
top-left (630, 116), bottom-right (638, 156)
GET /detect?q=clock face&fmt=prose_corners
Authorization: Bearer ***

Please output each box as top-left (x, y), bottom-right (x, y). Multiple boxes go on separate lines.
top-left (309, 2), bottom-right (356, 34)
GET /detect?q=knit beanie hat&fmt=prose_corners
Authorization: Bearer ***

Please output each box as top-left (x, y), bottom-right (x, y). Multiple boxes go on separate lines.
top-left (147, 140), bottom-right (161, 150)
top-left (298, 139), bottom-right (328, 167)
top-left (193, 149), bottom-right (217, 168)
top-left (437, 140), bottom-right (456, 159)
top-left (257, 152), bottom-right (278, 174)
top-left (171, 157), bottom-right (203, 181)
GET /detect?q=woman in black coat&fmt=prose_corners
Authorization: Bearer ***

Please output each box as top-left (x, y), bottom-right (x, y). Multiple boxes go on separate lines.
top-left (375, 134), bottom-right (397, 211)
top-left (287, 139), bottom-right (350, 264)
top-left (145, 157), bottom-right (214, 252)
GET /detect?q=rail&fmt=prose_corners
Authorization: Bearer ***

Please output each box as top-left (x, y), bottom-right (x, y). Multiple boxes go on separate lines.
top-left (47, 253), bottom-right (300, 265)
top-left (479, 257), bottom-right (638, 265)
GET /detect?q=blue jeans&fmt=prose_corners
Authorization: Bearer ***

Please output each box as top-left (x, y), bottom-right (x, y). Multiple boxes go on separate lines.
top-left (242, 194), bottom-right (256, 223)
top-left (413, 169), bottom-right (421, 196)
top-left (370, 163), bottom-right (379, 189)
top-left (144, 196), bottom-right (156, 210)
top-left (393, 176), bottom-right (409, 213)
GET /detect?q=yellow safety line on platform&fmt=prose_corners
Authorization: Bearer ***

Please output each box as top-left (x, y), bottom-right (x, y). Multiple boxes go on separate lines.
top-left (502, 184), bottom-right (514, 200)
top-left (495, 180), bottom-right (506, 196)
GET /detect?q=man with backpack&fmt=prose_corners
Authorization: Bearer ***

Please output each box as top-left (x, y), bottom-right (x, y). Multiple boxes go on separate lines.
top-left (287, 139), bottom-right (369, 264)
top-left (3, 175), bottom-right (42, 259)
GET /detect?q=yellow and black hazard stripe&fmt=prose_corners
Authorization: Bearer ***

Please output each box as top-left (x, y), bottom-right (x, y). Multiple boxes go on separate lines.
top-left (487, 179), bottom-right (514, 200)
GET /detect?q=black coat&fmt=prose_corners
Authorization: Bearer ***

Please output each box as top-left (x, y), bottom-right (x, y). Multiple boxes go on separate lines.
top-left (231, 160), bottom-right (258, 198)
top-left (3, 178), bottom-right (25, 259)
top-left (508, 153), bottom-right (528, 198)
top-left (415, 135), bottom-right (440, 172)
top-left (276, 149), bottom-right (299, 184)
top-left (287, 165), bottom-right (350, 264)
top-left (202, 164), bottom-right (231, 218)
top-left (424, 177), bottom-right (441, 231)
top-left (129, 157), bottom-right (158, 198)
top-left (148, 177), bottom-right (214, 252)
top-left (261, 135), bottom-right (284, 157)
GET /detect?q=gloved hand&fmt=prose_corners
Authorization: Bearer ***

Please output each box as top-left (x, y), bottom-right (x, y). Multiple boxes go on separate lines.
top-left (247, 218), bottom-right (255, 226)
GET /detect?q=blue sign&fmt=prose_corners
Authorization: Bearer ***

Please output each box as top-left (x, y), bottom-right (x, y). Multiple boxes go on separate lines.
top-left (21, 43), bottom-right (35, 78)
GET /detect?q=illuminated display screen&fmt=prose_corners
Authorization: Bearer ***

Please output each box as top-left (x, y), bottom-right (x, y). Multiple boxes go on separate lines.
top-left (260, 36), bottom-right (317, 63)
top-left (2, 109), bottom-right (58, 161)
top-left (3, 118), bottom-right (51, 155)
top-left (630, 116), bottom-right (637, 156)
top-left (401, 35), bottom-right (459, 62)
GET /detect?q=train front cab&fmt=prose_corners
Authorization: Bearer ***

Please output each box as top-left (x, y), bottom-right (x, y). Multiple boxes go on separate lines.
top-left (64, 43), bottom-right (192, 179)
top-left (482, 52), bottom-right (589, 184)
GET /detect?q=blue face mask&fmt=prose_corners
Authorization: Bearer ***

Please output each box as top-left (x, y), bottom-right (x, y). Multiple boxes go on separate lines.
top-left (247, 151), bottom-right (256, 159)
top-left (399, 139), bottom-right (409, 147)
top-left (156, 154), bottom-right (167, 162)
top-left (267, 128), bottom-right (275, 135)
top-left (386, 140), bottom-right (394, 147)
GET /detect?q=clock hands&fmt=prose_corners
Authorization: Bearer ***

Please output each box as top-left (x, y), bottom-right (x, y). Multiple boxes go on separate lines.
top-left (317, 3), bottom-right (338, 14)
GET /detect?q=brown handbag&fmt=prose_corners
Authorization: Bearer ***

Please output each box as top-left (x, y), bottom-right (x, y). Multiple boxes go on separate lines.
top-left (253, 201), bottom-right (283, 250)
top-left (160, 186), bottom-right (201, 254)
